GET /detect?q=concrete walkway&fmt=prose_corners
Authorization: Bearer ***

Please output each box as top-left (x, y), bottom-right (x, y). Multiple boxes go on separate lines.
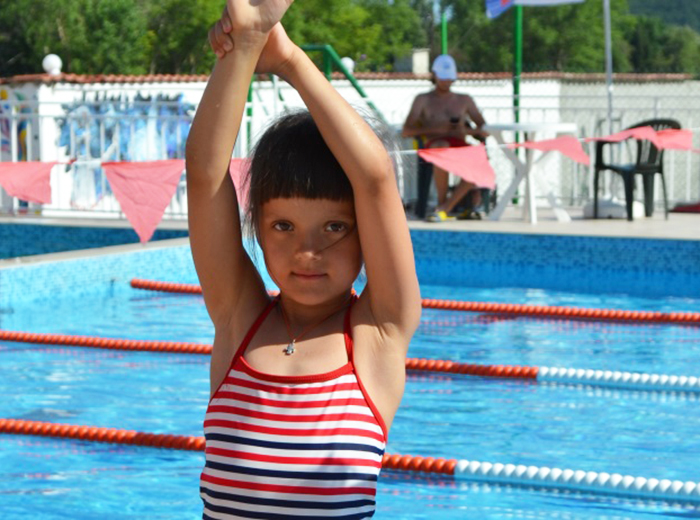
top-left (408, 206), bottom-right (700, 241)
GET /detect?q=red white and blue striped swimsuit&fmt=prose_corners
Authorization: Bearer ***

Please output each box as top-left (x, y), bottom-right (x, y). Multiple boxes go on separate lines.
top-left (200, 299), bottom-right (387, 519)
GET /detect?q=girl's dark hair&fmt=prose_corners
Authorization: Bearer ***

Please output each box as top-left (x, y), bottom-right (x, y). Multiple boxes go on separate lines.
top-left (244, 110), bottom-right (354, 240)
top-left (242, 108), bottom-right (401, 246)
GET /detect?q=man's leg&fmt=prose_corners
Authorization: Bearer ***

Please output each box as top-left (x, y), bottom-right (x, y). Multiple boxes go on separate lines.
top-left (429, 139), bottom-right (451, 205)
top-left (433, 167), bottom-right (450, 205)
top-left (438, 180), bottom-right (478, 213)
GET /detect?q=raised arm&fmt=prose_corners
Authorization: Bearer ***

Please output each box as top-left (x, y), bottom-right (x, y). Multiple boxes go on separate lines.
top-left (185, 1), bottom-right (292, 327)
top-left (401, 95), bottom-right (427, 139)
top-left (465, 95), bottom-right (489, 141)
top-left (277, 35), bottom-right (422, 340)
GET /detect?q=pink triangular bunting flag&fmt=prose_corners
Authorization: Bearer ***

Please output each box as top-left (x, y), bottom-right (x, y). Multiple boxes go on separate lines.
top-left (229, 158), bottom-right (249, 207)
top-left (586, 126), bottom-right (661, 148)
top-left (418, 146), bottom-right (496, 189)
top-left (655, 129), bottom-right (693, 150)
top-left (0, 161), bottom-right (55, 204)
top-left (509, 135), bottom-right (590, 165)
top-left (103, 160), bottom-right (185, 243)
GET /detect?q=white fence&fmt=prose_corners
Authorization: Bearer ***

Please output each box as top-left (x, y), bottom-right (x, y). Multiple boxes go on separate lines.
top-left (1, 77), bottom-right (699, 218)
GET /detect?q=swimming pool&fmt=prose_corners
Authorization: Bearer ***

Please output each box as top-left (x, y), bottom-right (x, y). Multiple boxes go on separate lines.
top-left (2, 231), bottom-right (700, 518)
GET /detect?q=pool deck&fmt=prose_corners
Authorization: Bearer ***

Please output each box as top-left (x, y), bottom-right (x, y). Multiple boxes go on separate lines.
top-left (408, 206), bottom-right (700, 241)
top-left (1, 206), bottom-right (699, 249)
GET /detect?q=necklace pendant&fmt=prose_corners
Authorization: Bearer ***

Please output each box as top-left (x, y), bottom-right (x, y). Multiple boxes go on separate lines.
top-left (284, 341), bottom-right (296, 355)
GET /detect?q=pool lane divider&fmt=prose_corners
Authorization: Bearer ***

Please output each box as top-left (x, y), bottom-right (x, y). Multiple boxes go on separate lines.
top-left (129, 279), bottom-right (700, 326)
top-left (2, 418), bottom-right (699, 505)
top-left (2, 330), bottom-right (699, 393)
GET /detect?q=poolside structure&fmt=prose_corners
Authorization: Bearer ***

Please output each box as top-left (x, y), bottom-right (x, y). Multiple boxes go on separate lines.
top-left (1, 70), bottom-right (699, 221)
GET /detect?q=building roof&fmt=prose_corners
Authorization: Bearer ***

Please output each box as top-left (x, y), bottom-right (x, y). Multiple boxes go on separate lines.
top-left (0, 71), bottom-right (693, 85)
top-left (0, 73), bottom-right (209, 85)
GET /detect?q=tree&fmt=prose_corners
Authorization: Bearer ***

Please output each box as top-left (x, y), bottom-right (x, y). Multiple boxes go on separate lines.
top-left (0, 0), bottom-right (151, 76)
top-left (629, 0), bottom-right (700, 35)
top-left (358, 0), bottom-right (427, 70)
top-left (145, 0), bottom-right (221, 74)
top-left (282, 0), bottom-right (424, 72)
top-left (2, 0), bottom-right (700, 77)
top-left (442, 0), bottom-right (633, 73)
top-left (282, 0), bottom-right (379, 70)
top-left (627, 16), bottom-right (700, 74)
top-left (409, 0), bottom-right (438, 53)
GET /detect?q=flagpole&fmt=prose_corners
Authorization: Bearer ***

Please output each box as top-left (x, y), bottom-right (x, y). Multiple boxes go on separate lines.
top-left (441, 11), bottom-right (448, 54)
top-left (509, 5), bottom-right (523, 203)
top-left (514, 4), bottom-right (523, 128)
top-left (603, 0), bottom-right (614, 134)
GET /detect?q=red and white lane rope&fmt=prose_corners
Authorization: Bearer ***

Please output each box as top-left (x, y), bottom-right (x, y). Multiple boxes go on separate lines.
top-left (129, 279), bottom-right (700, 326)
top-left (1, 330), bottom-right (698, 393)
top-left (2, 419), bottom-right (698, 505)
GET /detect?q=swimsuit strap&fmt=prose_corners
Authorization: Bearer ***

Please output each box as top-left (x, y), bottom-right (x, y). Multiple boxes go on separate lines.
top-left (343, 294), bottom-right (359, 361)
top-left (231, 297), bottom-right (278, 365)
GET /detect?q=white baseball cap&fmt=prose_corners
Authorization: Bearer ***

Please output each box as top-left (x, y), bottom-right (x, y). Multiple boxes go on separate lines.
top-left (432, 54), bottom-right (457, 81)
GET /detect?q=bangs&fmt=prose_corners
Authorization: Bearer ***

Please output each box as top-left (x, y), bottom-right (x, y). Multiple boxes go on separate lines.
top-left (247, 110), bottom-right (353, 207)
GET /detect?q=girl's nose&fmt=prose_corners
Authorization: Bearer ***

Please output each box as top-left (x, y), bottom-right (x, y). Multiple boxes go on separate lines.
top-left (295, 232), bottom-right (322, 258)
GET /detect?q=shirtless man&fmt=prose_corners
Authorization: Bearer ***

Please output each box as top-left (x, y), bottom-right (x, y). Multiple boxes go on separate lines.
top-left (402, 54), bottom-right (488, 221)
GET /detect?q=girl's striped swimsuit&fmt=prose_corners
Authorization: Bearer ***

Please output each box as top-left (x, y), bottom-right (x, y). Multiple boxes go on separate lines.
top-left (200, 299), bottom-right (387, 519)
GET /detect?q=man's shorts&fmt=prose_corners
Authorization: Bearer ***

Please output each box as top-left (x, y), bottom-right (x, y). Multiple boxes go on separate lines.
top-left (425, 136), bottom-right (469, 148)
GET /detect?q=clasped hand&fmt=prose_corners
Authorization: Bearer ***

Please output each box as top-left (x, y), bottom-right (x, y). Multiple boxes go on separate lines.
top-left (210, 0), bottom-right (296, 76)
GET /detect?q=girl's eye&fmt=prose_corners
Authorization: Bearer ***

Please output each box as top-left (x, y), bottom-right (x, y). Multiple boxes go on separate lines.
top-left (273, 222), bottom-right (293, 231)
top-left (326, 222), bottom-right (348, 233)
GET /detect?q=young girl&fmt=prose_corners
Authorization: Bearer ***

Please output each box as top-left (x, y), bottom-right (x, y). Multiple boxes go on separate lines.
top-left (186, 1), bottom-right (421, 518)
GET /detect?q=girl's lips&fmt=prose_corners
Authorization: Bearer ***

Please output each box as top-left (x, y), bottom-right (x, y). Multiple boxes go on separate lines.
top-left (292, 272), bottom-right (326, 279)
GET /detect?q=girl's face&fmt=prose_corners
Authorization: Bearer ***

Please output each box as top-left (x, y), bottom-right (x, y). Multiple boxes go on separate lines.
top-left (258, 197), bottom-right (362, 306)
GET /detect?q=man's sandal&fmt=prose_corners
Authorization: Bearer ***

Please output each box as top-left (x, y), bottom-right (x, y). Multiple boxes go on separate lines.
top-left (426, 210), bottom-right (454, 223)
top-left (457, 209), bottom-right (482, 220)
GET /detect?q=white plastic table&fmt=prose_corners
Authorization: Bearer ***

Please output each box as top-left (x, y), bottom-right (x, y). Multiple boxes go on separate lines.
top-left (483, 122), bottom-right (578, 224)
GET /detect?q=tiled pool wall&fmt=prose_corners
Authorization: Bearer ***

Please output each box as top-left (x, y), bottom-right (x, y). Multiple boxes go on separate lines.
top-left (0, 223), bottom-right (188, 260)
top-left (411, 230), bottom-right (700, 298)
top-left (1, 228), bottom-right (699, 309)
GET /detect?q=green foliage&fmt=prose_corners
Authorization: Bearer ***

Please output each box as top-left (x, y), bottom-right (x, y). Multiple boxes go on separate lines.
top-left (443, 0), bottom-right (634, 73)
top-left (358, 0), bottom-right (427, 70)
top-left (1, 0), bottom-right (699, 76)
top-left (283, 0), bottom-right (382, 70)
top-left (284, 0), bottom-right (424, 71)
top-left (627, 16), bottom-right (700, 74)
top-left (0, 0), bottom-right (151, 76)
top-left (629, 0), bottom-right (700, 34)
top-left (145, 0), bottom-right (221, 74)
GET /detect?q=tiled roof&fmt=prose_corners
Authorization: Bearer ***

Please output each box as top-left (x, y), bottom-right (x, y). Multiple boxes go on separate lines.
top-left (339, 71), bottom-right (692, 83)
top-left (0, 73), bottom-right (209, 85)
top-left (0, 71), bottom-right (692, 85)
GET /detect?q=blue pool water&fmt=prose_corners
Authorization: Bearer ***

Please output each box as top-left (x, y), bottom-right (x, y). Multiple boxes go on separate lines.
top-left (2, 281), bottom-right (700, 518)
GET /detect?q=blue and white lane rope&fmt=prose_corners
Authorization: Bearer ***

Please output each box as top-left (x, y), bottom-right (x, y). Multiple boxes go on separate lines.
top-left (537, 367), bottom-right (700, 393)
top-left (451, 459), bottom-right (700, 504)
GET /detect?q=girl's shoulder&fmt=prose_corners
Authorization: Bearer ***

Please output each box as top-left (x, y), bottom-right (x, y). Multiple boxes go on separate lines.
top-left (349, 294), bottom-right (414, 353)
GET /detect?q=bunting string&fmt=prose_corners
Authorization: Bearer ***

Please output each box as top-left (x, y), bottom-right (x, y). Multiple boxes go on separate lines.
top-left (0, 127), bottom-right (698, 241)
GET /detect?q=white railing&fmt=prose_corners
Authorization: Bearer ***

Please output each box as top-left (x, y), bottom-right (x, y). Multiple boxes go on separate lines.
top-left (1, 86), bottom-right (699, 218)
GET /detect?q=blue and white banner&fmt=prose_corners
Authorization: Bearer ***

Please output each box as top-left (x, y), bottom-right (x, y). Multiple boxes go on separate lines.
top-left (486, 0), bottom-right (514, 19)
top-left (487, 0), bottom-right (585, 19)
top-left (517, 0), bottom-right (584, 4)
